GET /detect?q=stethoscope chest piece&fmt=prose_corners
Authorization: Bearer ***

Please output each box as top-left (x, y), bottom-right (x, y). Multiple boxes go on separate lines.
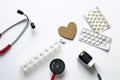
top-left (50, 58), bottom-right (65, 74)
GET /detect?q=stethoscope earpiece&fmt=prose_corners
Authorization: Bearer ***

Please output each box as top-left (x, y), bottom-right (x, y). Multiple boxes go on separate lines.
top-left (30, 22), bottom-right (35, 29)
top-left (17, 10), bottom-right (24, 15)
top-left (17, 10), bottom-right (35, 29)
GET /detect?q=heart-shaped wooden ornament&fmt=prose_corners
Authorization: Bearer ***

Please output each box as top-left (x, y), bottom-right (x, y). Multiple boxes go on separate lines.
top-left (58, 22), bottom-right (77, 40)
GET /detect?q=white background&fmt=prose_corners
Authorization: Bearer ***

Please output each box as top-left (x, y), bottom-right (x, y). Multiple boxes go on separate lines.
top-left (0, 0), bottom-right (119, 80)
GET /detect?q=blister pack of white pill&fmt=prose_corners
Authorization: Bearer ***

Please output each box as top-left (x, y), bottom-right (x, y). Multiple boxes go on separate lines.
top-left (84, 7), bottom-right (110, 32)
top-left (21, 40), bottom-right (65, 73)
top-left (79, 28), bottom-right (112, 51)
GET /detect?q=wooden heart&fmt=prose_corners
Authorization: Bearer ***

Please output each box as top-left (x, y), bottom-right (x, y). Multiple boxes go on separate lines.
top-left (58, 22), bottom-right (77, 40)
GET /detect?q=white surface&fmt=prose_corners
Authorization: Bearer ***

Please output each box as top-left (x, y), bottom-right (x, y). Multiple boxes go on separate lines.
top-left (0, 0), bottom-right (119, 80)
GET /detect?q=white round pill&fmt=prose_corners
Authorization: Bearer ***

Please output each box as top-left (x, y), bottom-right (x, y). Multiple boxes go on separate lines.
top-left (83, 37), bottom-right (88, 41)
top-left (88, 39), bottom-right (92, 43)
top-left (86, 30), bottom-right (90, 34)
top-left (91, 36), bottom-right (95, 40)
top-left (98, 39), bottom-right (103, 43)
top-left (106, 38), bottom-right (109, 42)
top-left (82, 29), bottom-right (86, 33)
top-left (95, 42), bottom-right (100, 46)
top-left (83, 33), bottom-right (87, 37)
top-left (79, 36), bottom-right (84, 40)
top-left (94, 33), bottom-right (98, 37)
top-left (95, 38), bottom-right (99, 42)
top-left (87, 34), bottom-right (91, 39)
top-left (90, 32), bottom-right (94, 35)
top-left (91, 40), bottom-right (95, 44)
top-left (102, 36), bottom-right (106, 40)
top-left (98, 34), bottom-right (102, 39)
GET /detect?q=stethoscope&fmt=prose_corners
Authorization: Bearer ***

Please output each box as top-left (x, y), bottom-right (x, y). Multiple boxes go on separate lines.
top-left (0, 10), bottom-right (35, 55)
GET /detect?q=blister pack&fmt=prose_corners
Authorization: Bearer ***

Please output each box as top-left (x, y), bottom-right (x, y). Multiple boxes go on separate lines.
top-left (79, 28), bottom-right (112, 51)
top-left (84, 7), bottom-right (110, 32)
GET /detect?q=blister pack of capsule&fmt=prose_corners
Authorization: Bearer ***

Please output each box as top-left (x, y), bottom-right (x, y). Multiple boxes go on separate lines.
top-left (84, 7), bottom-right (110, 32)
top-left (79, 28), bottom-right (112, 51)
top-left (21, 40), bottom-right (64, 73)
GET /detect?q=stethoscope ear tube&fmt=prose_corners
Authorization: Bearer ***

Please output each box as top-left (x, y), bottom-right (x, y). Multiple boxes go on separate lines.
top-left (0, 10), bottom-right (35, 55)
top-left (0, 44), bottom-right (11, 54)
top-left (0, 33), bottom-right (1, 36)
top-left (0, 19), bottom-right (27, 54)
top-left (51, 73), bottom-right (56, 80)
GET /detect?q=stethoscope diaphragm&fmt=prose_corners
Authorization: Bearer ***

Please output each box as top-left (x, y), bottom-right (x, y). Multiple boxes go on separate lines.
top-left (50, 58), bottom-right (65, 74)
top-left (50, 58), bottom-right (65, 80)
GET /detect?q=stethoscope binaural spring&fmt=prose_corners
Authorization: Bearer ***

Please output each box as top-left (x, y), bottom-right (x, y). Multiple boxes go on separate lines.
top-left (0, 10), bottom-right (35, 55)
